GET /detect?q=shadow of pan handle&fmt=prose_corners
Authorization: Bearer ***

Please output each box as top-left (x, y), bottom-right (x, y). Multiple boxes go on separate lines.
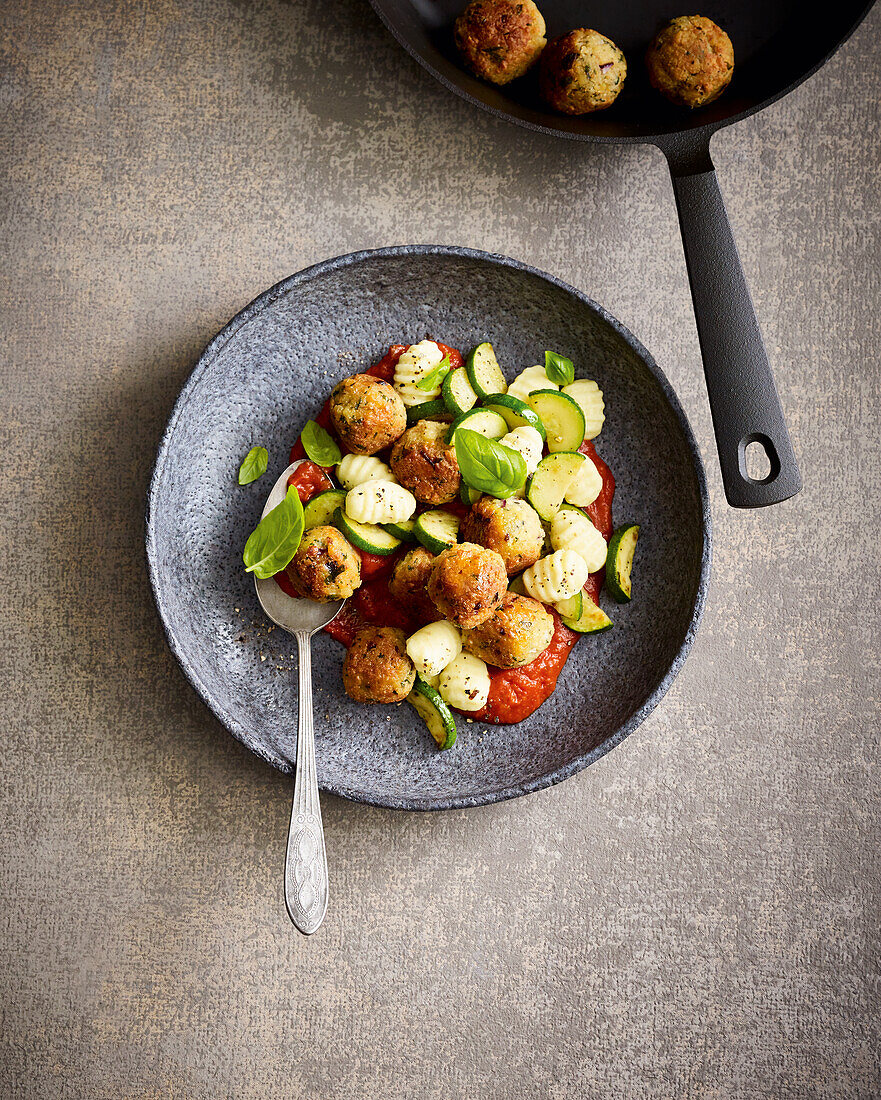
top-left (664, 136), bottom-right (802, 508)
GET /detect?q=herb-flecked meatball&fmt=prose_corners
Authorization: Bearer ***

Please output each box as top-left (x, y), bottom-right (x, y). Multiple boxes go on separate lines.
top-left (461, 592), bottom-right (554, 668)
top-left (342, 626), bottom-right (416, 704)
top-left (427, 542), bottom-right (508, 630)
top-left (539, 28), bottom-right (627, 114)
top-left (390, 419), bottom-right (461, 505)
top-left (388, 547), bottom-right (442, 625)
top-left (454, 0), bottom-right (547, 86)
top-left (460, 496), bottom-right (545, 575)
top-left (646, 16), bottom-right (734, 109)
top-left (286, 525), bottom-right (360, 602)
top-left (329, 374), bottom-right (407, 456)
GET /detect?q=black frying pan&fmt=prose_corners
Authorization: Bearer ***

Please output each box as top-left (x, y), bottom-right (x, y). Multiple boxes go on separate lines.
top-left (367, 0), bottom-right (872, 507)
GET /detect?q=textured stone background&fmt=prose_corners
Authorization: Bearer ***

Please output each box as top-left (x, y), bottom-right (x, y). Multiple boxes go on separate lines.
top-left (1, 0), bottom-right (879, 1096)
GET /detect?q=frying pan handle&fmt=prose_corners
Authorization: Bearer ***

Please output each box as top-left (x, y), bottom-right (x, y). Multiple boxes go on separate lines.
top-left (665, 145), bottom-right (802, 508)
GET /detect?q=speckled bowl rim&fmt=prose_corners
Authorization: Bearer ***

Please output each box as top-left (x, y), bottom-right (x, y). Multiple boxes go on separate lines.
top-left (146, 244), bottom-right (712, 811)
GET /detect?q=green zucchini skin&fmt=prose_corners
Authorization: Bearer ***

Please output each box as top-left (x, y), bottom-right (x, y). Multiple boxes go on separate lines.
top-left (465, 342), bottom-right (507, 398)
top-left (605, 524), bottom-right (640, 603)
top-left (442, 367), bottom-right (479, 417)
top-left (408, 677), bottom-right (457, 749)
top-left (333, 507), bottom-right (402, 556)
top-left (414, 510), bottom-right (460, 554)
top-left (303, 489), bottom-right (346, 530)
top-left (482, 392), bottom-right (546, 440)
top-left (561, 597), bottom-right (613, 634)
top-left (406, 398), bottom-right (450, 425)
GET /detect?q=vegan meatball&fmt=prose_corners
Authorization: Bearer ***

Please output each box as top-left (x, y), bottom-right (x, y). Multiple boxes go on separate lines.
top-left (646, 16), bottom-right (734, 109)
top-left (427, 542), bottom-right (508, 630)
top-left (390, 419), bottom-right (461, 505)
top-left (285, 525), bottom-right (361, 603)
top-left (539, 28), bottom-right (627, 115)
top-left (454, 0), bottom-right (547, 86)
top-left (342, 626), bottom-right (416, 704)
top-left (460, 496), bottom-right (545, 576)
top-left (461, 592), bottom-right (554, 668)
top-left (388, 546), bottom-right (442, 625)
top-left (329, 374), bottom-right (407, 456)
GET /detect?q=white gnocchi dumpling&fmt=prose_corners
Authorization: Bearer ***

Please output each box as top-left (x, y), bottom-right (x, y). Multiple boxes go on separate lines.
top-left (438, 652), bottom-right (491, 712)
top-left (563, 455), bottom-right (603, 507)
top-left (506, 365), bottom-right (558, 404)
top-left (406, 620), bottom-right (462, 680)
top-left (345, 480), bottom-right (416, 525)
top-left (499, 426), bottom-right (544, 477)
top-left (550, 508), bottom-right (607, 573)
top-left (562, 379), bottom-right (605, 440)
top-left (522, 549), bottom-right (589, 604)
top-left (393, 340), bottom-right (445, 407)
top-left (337, 454), bottom-right (396, 490)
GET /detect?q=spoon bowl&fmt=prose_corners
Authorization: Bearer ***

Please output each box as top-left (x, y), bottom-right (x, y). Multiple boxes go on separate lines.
top-left (254, 460), bottom-right (345, 935)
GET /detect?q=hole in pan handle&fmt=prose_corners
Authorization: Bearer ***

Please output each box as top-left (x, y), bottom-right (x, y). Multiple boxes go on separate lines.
top-left (664, 136), bottom-right (802, 509)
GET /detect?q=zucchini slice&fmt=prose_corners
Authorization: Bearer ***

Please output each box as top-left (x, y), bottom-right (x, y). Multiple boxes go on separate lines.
top-left (507, 573), bottom-right (527, 596)
top-left (526, 451), bottom-right (586, 522)
top-left (560, 596), bottom-right (613, 634)
top-left (465, 342), bottom-right (507, 398)
top-left (414, 509), bottom-right (460, 554)
top-left (562, 379), bottom-right (605, 440)
top-left (446, 407), bottom-right (508, 447)
top-left (460, 482), bottom-right (482, 506)
top-left (553, 590), bottom-right (583, 620)
top-left (605, 524), bottom-right (639, 603)
top-left (303, 489), bottom-right (346, 531)
top-left (333, 507), bottom-right (402, 556)
top-left (408, 677), bottom-right (458, 750)
top-left (482, 393), bottom-right (546, 441)
top-left (526, 390), bottom-right (586, 453)
top-left (442, 367), bottom-right (479, 417)
top-left (406, 398), bottom-right (450, 425)
top-left (382, 518), bottom-right (417, 542)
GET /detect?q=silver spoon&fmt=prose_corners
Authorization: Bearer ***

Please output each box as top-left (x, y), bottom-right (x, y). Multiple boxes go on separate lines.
top-left (254, 460), bottom-right (345, 935)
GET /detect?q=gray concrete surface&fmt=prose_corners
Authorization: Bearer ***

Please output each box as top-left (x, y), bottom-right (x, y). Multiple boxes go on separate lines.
top-left (1, 1), bottom-right (879, 1096)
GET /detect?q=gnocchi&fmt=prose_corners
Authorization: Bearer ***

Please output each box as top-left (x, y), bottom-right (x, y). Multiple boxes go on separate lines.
top-left (522, 549), bottom-right (589, 604)
top-left (550, 508), bottom-right (608, 573)
top-left (345, 480), bottom-right (416, 525)
top-left (499, 425), bottom-right (544, 476)
top-left (406, 620), bottom-right (463, 679)
top-left (438, 652), bottom-right (491, 712)
top-left (506, 364), bottom-right (558, 404)
top-left (393, 340), bottom-right (445, 407)
top-left (337, 453), bottom-right (396, 490)
top-left (562, 379), bottom-right (604, 440)
top-left (563, 454), bottom-right (603, 507)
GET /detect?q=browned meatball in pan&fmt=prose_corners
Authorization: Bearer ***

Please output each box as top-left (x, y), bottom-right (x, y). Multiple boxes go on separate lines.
top-left (329, 374), bottom-right (407, 456)
top-left (645, 16), bottom-right (734, 109)
top-left (539, 28), bottom-right (627, 115)
top-left (342, 626), bottom-right (416, 704)
top-left (454, 0), bottom-right (547, 86)
top-left (427, 542), bottom-right (508, 630)
top-left (390, 420), bottom-right (461, 506)
top-left (286, 525), bottom-right (360, 602)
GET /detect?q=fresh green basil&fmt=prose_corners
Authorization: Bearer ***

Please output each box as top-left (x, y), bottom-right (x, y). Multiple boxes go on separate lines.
top-left (415, 354), bottom-right (452, 391)
top-left (238, 445), bottom-right (269, 485)
top-left (300, 420), bottom-right (341, 467)
top-left (544, 351), bottom-right (575, 388)
top-left (243, 486), bottom-right (305, 579)
top-left (454, 427), bottom-right (527, 499)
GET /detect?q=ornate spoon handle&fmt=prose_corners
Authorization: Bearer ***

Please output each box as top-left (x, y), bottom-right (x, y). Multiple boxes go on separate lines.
top-left (284, 630), bottom-right (328, 934)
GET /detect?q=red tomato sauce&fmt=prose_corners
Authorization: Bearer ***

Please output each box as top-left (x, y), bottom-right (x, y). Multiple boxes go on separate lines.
top-left (287, 461), bottom-right (334, 502)
top-left (273, 344), bottom-right (616, 725)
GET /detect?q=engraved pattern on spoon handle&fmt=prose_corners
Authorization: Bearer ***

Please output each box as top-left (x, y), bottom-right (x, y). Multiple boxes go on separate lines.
top-left (284, 630), bottom-right (328, 935)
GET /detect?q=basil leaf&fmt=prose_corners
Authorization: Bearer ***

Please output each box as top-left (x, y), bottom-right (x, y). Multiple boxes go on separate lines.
top-left (544, 351), bottom-right (575, 388)
top-left (300, 420), bottom-right (341, 467)
top-left (454, 427), bottom-right (527, 499)
top-left (415, 354), bottom-right (452, 391)
top-left (243, 486), bottom-right (305, 579)
top-left (238, 445), bottom-right (269, 485)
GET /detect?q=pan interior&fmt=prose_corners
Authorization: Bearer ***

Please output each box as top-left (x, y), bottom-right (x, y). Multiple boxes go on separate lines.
top-left (147, 248), bottom-right (709, 810)
top-left (372, 0), bottom-right (868, 140)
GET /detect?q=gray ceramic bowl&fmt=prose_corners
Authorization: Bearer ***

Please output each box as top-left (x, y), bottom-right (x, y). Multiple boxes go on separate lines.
top-left (147, 246), bottom-right (711, 810)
